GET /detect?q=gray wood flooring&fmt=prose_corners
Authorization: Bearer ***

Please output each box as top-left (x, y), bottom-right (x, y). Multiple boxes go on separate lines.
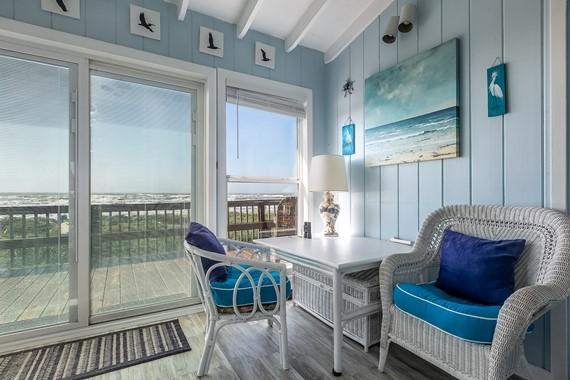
top-left (92, 304), bottom-right (471, 380)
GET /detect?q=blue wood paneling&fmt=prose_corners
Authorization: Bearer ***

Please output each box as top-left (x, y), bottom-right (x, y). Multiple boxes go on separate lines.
top-left (442, 0), bottom-right (470, 206)
top-left (0, 0), bottom-right (13, 19)
top-left (470, 0), bottom-right (503, 205)
top-left (363, 18), bottom-right (381, 239)
top-left (85, 0), bottom-right (116, 44)
top-left (503, 0), bottom-right (543, 207)
top-left (167, 4), bottom-right (192, 61)
top-left (14, 0), bottom-right (51, 28)
top-left (116, 0), bottom-right (143, 50)
top-left (52, 0), bottom-right (86, 36)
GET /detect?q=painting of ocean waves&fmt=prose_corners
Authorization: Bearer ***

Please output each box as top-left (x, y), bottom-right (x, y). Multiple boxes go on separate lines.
top-left (364, 38), bottom-right (459, 167)
top-left (365, 106), bottom-right (458, 166)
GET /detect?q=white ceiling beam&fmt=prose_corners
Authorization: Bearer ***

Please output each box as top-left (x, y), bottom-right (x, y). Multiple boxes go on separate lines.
top-left (285, 0), bottom-right (328, 53)
top-left (237, 0), bottom-right (265, 39)
top-left (177, 0), bottom-right (191, 21)
top-left (324, 0), bottom-right (393, 64)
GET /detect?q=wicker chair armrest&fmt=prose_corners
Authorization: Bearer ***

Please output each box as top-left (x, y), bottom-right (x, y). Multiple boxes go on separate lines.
top-left (488, 284), bottom-right (566, 379)
top-left (379, 251), bottom-right (433, 311)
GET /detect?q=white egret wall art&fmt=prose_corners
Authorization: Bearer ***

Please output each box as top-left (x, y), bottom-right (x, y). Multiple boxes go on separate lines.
top-left (364, 39), bottom-right (459, 167)
top-left (487, 63), bottom-right (506, 117)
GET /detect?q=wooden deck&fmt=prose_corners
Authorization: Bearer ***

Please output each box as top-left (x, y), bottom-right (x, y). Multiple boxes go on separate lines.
top-left (0, 257), bottom-right (192, 333)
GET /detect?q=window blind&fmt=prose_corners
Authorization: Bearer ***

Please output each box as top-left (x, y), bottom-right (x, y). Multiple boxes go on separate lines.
top-left (226, 86), bottom-right (306, 118)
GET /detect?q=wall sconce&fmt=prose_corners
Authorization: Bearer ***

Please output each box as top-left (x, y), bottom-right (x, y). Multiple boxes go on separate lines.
top-left (398, 4), bottom-right (416, 33)
top-left (382, 16), bottom-right (399, 44)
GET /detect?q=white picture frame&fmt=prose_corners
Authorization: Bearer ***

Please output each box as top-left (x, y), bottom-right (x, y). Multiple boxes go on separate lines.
top-left (199, 27), bottom-right (224, 58)
top-left (130, 5), bottom-right (161, 41)
top-left (41, 0), bottom-right (80, 19)
top-left (255, 42), bottom-right (275, 69)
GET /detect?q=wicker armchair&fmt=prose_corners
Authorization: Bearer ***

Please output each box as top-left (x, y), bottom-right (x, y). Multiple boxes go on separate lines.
top-left (184, 238), bottom-right (289, 377)
top-left (378, 205), bottom-right (570, 380)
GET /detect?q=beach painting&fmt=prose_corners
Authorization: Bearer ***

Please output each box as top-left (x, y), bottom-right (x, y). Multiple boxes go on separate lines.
top-left (364, 38), bottom-right (459, 167)
top-left (342, 123), bottom-right (355, 155)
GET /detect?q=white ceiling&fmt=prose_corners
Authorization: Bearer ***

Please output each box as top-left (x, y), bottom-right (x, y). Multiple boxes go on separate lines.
top-left (177, 0), bottom-right (392, 61)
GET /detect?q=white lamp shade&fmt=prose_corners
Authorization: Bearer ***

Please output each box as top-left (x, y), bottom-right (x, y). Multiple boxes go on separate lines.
top-left (309, 155), bottom-right (348, 192)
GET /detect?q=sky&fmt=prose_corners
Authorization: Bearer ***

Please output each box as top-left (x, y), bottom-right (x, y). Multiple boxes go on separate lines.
top-left (364, 38), bottom-right (458, 129)
top-left (0, 53), bottom-right (298, 195)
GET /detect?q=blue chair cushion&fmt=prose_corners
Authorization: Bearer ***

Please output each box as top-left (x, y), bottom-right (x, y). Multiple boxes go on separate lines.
top-left (185, 222), bottom-right (228, 282)
top-left (435, 230), bottom-right (525, 305)
top-left (393, 282), bottom-right (501, 344)
top-left (210, 265), bottom-right (292, 308)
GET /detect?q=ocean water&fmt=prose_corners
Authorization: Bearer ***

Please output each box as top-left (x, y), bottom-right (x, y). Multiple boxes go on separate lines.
top-left (365, 106), bottom-right (459, 166)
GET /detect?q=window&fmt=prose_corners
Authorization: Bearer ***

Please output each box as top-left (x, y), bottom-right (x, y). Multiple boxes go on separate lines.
top-left (225, 87), bottom-right (306, 242)
top-left (0, 51), bottom-right (77, 334)
top-left (89, 69), bottom-right (198, 319)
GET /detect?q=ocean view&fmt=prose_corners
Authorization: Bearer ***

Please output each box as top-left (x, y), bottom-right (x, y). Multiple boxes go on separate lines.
top-left (365, 106), bottom-right (459, 166)
top-left (0, 193), bottom-right (294, 207)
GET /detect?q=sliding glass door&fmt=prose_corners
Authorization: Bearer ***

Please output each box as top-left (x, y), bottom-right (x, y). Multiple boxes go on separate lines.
top-left (89, 69), bottom-right (197, 320)
top-left (0, 51), bottom-right (77, 334)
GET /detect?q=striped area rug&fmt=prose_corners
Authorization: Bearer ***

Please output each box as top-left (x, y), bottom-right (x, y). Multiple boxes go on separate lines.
top-left (0, 320), bottom-right (191, 380)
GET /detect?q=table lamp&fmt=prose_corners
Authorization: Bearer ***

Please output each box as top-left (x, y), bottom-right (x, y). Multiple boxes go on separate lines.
top-left (309, 155), bottom-right (348, 237)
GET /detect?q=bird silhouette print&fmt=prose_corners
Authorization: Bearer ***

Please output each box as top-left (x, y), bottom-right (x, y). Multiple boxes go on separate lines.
top-left (56, 0), bottom-right (67, 12)
top-left (207, 33), bottom-right (219, 49)
top-left (260, 48), bottom-right (271, 62)
top-left (138, 13), bottom-right (154, 33)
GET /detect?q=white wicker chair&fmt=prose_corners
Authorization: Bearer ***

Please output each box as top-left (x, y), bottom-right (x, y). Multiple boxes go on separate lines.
top-left (184, 238), bottom-right (289, 377)
top-left (378, 205), bottom-right (570, 380)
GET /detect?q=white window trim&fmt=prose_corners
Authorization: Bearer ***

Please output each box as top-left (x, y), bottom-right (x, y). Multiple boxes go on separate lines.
top-left (217, 68), bottom-right (313, 238)
top-left (0, 17), bottom-right (216, 346)
top-left (542, 1), bottom-right (567, 379)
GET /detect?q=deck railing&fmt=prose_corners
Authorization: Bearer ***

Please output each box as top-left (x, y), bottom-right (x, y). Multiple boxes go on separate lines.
top-left (0, 197), bottom-right (296, 273)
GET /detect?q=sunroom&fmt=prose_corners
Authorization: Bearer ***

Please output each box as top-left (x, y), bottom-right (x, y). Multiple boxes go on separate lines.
top-left (0, 1), bottom-right (568, 379)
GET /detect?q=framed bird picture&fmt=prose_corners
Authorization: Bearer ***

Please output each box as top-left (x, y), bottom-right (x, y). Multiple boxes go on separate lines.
top-left (255, 42), bottom-right (275, 69)
top-left (199, 27), bottom-right (224, 58)
top-left (487, 63), bottom-right (507, 117)
top-left (41, 0), bottom-right (80, 19)
top-left (130, 5), bottom-right (161, 40)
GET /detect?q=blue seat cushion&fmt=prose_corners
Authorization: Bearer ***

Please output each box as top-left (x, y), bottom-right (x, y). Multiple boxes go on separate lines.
top-left (393, 282), bottom-right (501, 344)
top-left (210, 265), bottom-right (292, 308)
top-left (185, 222), bottom-right (228, 282)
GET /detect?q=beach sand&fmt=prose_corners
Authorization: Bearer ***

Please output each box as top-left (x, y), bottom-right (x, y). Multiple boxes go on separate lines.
top-left (366, 144), bottom-right (457, 167)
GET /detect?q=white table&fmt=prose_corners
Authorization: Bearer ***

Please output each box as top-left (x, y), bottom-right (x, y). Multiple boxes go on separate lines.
top-left (254, 235), bottom-right (411, 376)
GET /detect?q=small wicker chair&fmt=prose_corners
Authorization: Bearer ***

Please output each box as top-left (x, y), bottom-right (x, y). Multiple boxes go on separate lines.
top-left (378, 205), bottom-right (570, 380)
top-left (184, 238), bottom-right (289, 377)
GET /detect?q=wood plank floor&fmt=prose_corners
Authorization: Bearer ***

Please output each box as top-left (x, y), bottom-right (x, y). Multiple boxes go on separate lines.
top-left (0, 257), bottom-right (192, 333)
top-left (92, 305), bottom-right (465, 380)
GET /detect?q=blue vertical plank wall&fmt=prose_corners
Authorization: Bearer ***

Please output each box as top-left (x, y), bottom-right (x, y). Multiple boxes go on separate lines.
top-left (324, 0), bottom-right (548, 369)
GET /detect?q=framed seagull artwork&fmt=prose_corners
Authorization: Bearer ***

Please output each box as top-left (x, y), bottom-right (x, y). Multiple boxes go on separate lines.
top-left (41, 0), bottom-right (80, 19)
top-left (199, 27), bottom-right (224, 58)
top-left (130, 5), bottom-right (161, 40)
top-left (255, 42), bottom-right (275, 69)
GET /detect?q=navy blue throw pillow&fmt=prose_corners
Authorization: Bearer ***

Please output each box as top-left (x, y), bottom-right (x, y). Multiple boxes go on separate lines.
top-left (435, 230), bottom-right (525, 305)
top-left (185, 222), bottom-right (228, 282)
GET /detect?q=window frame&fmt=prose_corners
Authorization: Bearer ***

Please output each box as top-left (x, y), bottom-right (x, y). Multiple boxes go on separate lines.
top-left (217, 69), bottom-right (313, 239)
top-left (87, 63), bottom-right (202, 324)
top-left (0, 21), bottom-right (216, 349)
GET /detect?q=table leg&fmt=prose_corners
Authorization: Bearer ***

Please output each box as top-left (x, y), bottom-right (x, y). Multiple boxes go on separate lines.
top-left (332, 268), bottom-right (343, 376)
